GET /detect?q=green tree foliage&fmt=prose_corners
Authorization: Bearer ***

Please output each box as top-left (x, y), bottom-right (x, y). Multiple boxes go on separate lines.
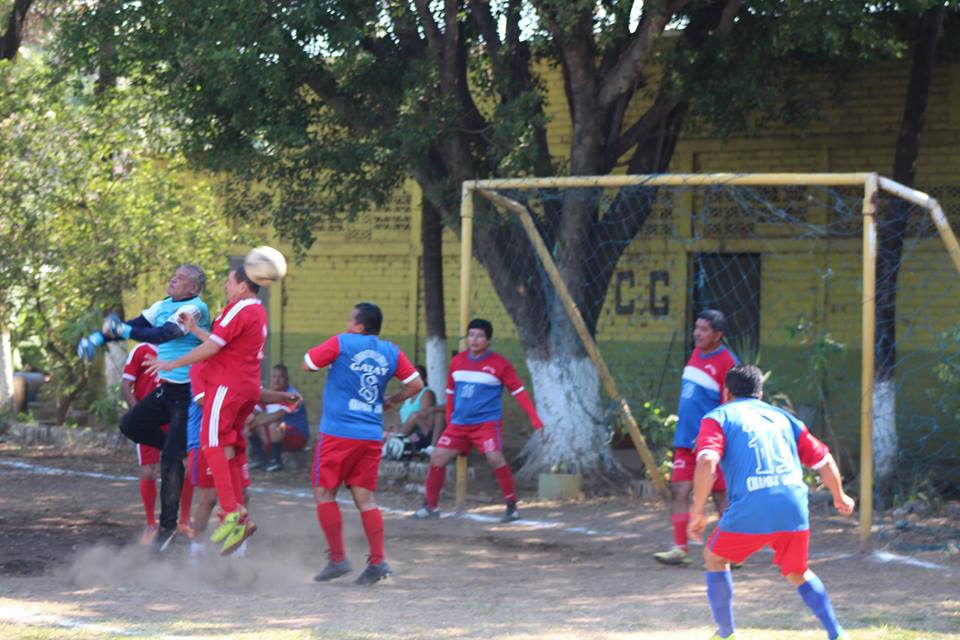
top-left (0, 54), bottom-right (242, 422)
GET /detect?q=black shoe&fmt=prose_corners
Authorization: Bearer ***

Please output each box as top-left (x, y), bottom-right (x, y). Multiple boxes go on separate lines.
top-left (265, 462), bottom-right (284, 472)
top-left (313, 559), bottom-right (353, 582)
top-left (354, 561), bottom-right (392, 585)
top-left (501, 500), bottom-right (520, 523)
top-left (153, 527), bottom-right (177, 553)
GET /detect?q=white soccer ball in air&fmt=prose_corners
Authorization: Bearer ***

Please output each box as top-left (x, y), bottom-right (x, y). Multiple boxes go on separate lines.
top-left (244, 245), bottom-right (287, 286)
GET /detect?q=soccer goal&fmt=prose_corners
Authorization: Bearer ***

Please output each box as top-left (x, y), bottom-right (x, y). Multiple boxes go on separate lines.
top-left (455, 173), bottom-right (960, 549)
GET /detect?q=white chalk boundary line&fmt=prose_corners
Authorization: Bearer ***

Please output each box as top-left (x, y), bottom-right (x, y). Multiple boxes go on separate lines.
top-left (0, 458), bottom-right (953, 573)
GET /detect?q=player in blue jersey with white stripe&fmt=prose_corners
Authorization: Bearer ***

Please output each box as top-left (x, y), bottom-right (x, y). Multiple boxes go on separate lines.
top-left (655, 309), bottom-right (738, 566)
top-left (77, 264), bottom-right (211, 552)
top-left (688, 365), bottom-right (854, 640)
top-left (303, 302), bottom-right (423, 585)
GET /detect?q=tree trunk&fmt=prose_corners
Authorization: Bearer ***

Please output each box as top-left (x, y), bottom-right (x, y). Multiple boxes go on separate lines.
top-left (0, 323), bottom-right (13, 410)
top-left (0, 0), bottom-right (33, 61)
top-left (421, 198), bottom-right (447, 402)
top-left (874, 5), bottom-right (945, 491)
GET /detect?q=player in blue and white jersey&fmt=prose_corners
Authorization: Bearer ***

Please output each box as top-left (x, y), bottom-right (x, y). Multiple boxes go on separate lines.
top-left (688, 364), bottom-right (854, 640)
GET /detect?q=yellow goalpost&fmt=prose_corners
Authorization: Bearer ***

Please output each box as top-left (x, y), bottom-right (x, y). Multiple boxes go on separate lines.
top-left (456, 172), bottom-right (960, 550)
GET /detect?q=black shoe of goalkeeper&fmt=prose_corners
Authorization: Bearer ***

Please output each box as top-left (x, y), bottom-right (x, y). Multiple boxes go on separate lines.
top-left (153, 527), bottom-right (178, 554)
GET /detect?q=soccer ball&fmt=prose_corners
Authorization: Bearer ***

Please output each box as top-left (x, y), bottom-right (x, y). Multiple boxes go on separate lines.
top-left (244, 246), bottom-right (287, 286)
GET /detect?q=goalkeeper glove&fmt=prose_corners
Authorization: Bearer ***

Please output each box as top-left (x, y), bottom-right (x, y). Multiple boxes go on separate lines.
top-left (102, 312), bottom-right (132, 340)
top-left (77, 332), bottom-right (105, 360)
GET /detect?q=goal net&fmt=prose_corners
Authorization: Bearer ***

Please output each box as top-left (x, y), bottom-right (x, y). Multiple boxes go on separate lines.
top-left (457, 173), bottom-right (960, 546)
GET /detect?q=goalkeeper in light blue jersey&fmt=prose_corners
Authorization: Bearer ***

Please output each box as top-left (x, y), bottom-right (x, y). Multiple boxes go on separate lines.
top-left (78, 264), bottom-right (211, 552)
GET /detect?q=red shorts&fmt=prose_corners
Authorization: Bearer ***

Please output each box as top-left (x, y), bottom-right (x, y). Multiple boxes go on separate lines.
top-left (135, 423), bottom-right (168, 466)
top-left (311, 434), bottom-right (382, 492)
top-left (201, 384), bottom-right (257, 449)
top-left (436, 421), bottom-right (503, 454)
top-left (189, 448), bottom-right (250, 490)
top-left (283, 429), bottom-right (308, 452)
top-left (672, 447), bottom-right (727, 491)
top-left (708, 528), bottom-right (810, 576)
top-left (137, 444), bottom-right (161, 466)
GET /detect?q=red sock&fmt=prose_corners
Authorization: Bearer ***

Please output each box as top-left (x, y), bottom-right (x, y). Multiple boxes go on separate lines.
top-left (228, 457), bottom-right (246, 507)
top-left (672, 513), bottom-right (690, 551)
top-left (139, 478), bottom-right (157, 526)
top-left (360, 508), bottom-right (385, 565)
top-left (178, 473), bottom-right (194, 525)
top-left (203, 446), bottom-right (239, 514)
top-left (316, 502), bottom-right (346, 563)
top-left (493, 464), bottom-right (516, 503)
top-left (425, 465), bottom-right (446, 509)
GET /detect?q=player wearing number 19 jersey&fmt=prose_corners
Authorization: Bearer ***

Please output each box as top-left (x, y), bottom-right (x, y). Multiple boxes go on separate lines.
top-left (688, 365), bottom-right (854, 640)
top-left (303, 302), bottom-right (423, 585)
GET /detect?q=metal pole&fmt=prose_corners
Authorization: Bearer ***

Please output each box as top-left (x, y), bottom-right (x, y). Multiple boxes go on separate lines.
top-left (477, 188), bottom-right (670, 500)
top-left (474, 173), bottom-right (872, 191)
top-left (860, 173), bottom-right (878, 552)
top-left (456, 184), bottom-right (475, 513)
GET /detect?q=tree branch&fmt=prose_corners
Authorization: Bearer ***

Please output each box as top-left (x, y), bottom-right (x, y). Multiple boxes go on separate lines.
top-left (413, 0), bottom-right (444, 54)
top-left (469, 0), bottom-right (501, 61)
top-left (597, 0), bottom-right (691, 110)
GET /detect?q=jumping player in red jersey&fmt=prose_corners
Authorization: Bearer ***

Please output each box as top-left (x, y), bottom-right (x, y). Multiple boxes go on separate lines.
top-left (303, 302), bottom-right (423, 585)
top-left (122, 342), bottom-right (194, 544)
top-left (148, 267), bottom-right (267, 555)
top-left (413, 318), bottom-right (544, 523)
top-left (654, 309), bottom-right (738, 567)
top-left (689, 365), bottom-right (854, 640)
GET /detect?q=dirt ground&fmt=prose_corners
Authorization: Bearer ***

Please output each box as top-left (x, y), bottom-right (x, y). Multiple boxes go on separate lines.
top-left (0, 443), bottom-right (958, 640)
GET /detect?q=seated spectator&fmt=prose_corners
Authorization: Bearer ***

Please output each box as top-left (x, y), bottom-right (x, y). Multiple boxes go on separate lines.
top-left (246, 363), bottom-right (309, 472)
top-left (384, 365), bottom-right (443, 456)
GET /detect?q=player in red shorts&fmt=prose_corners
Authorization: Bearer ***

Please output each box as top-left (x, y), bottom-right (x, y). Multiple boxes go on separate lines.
top-left (413, 318), bottom-right (544, 523)
top-left (122, 342), bottom-right (194, 544)
top-left (303, 302), bottom-right (423, 585)
top-left (149, 267), bottom-right (267, 555)
top-left (655, 309), bottom-right (738, 567)
top-left (688, 365), bottom-right (854, 640)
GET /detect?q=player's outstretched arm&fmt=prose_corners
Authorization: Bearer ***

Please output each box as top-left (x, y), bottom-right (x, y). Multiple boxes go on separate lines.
top-left (146, 338), bottom-right (222, 375)
top-left (814, 454), bottom-right (855, 516)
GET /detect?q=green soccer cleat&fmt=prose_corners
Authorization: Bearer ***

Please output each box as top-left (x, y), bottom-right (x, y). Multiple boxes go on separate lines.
top-left (652, 546), bottom-right (692, 566)
top-left (210, 510), bottom-right (241, 544)
top-left (708, 633), bottom-right (736, 640)
top-left (220, 519), bottom-right (257, 556)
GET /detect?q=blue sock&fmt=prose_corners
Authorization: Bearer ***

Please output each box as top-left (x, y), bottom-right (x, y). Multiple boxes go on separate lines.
top-left (797, 575), bottom-right (843, 639)
top-left (706, 570), bottom-right (735, 638)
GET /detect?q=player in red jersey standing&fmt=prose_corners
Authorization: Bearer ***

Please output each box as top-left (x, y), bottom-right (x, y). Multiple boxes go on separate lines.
top-left (303, 302), bottom-right (423, 585)
top-left (149, 267), bottom-right (267, 555)
top-left (654, 309), bottom-right (738, 567)
top-left (122, 342), bottom-right (194, 544)
top-left (413, 318), bottom-right (544, 523)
